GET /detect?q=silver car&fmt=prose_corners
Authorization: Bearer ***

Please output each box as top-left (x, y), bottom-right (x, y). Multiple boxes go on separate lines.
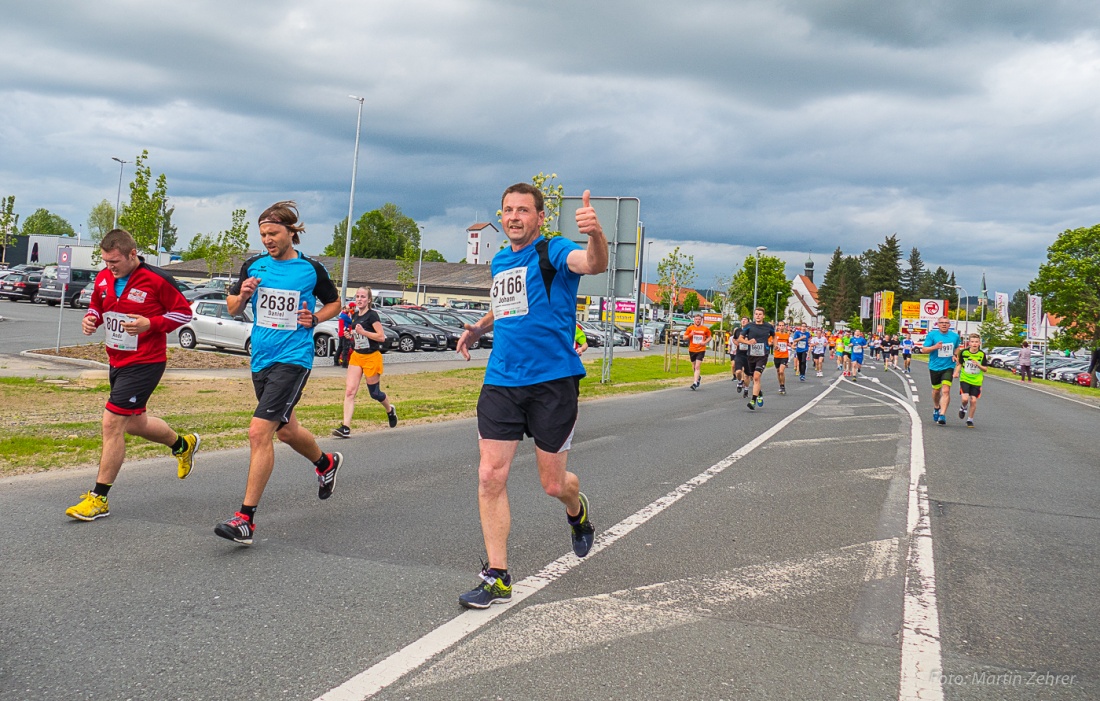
top-left (177, 300), bottom-right (253, 354)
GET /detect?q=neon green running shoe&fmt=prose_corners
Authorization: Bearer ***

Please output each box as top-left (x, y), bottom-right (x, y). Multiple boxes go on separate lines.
top-left (458, 566), bottom-right (513, 609)
top-left (66, 491), bottom-right (110, 521)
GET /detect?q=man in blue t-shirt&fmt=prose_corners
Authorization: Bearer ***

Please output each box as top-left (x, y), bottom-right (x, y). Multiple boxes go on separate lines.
top-left (455, 183), bottom-right (608, 609)
top-left (214, 201), bottom-right (342, 545)
top-left (791, 323), bottom-right (811, 381)
top-left (848, 329), bottom-right (867, 380)
top-left (918, 316), bottom-right (962, 426)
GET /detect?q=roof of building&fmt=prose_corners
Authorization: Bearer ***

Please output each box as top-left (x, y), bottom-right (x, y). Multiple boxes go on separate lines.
top-left (796, 274), bottom-right (819, 304)
top-left (163, 252), bottom-right (492, 294)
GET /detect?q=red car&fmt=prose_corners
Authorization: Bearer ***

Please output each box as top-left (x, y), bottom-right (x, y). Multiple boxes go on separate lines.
top-left (1075, 372), bottom-right (1094, 387)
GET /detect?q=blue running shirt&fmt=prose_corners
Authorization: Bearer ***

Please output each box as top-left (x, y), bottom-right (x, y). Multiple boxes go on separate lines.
top-left (232, 251), bottom-right (339, 372)
top-left (923, 328), bottom-right (962, 371)
top-left (484, 236), bottom-right (585, 387)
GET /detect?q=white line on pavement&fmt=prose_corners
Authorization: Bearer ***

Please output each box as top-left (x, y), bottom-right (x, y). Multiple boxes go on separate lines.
top-left (315, 376), bottom-right (846, 701)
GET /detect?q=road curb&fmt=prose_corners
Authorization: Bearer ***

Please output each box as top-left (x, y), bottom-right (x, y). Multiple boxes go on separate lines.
top-left (20, 349), bottom-right (109, 369)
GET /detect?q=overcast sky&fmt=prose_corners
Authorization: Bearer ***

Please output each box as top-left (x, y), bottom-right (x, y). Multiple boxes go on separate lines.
top-left (3, 1), bottom-right (1098, 296)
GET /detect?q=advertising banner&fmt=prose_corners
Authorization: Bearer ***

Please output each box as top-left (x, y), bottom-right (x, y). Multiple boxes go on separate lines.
top-left (880, 291), bottom-right (894, 318)
top-left (1027, 294), bottom-right (1043, 338)
top-left (995, 292), bottom-right (1009, 322)
top-left (901, 301), bottom-right (920, 319)
top-left (873, 291), bottom-right (881, 318)
top-left (860, 296), bottom-right (871, 319)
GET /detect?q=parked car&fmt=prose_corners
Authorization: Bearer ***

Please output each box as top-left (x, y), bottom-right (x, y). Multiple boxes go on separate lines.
top-left (987, 347), bottom-right (1025, 368)
top-left (1048, 361), bottom-right (1090, 382)
top-left (312, 316), bottom-right (399, 357)
top-left (375, 309), bottom-right (449, 352)
top-left (0, 272), bottom-right (43, 302)
top-left (1075, 371), bottom-right (1094, 387)
top-left (177, 300), bottom-right (254, 354)
top-left (183, 288), bottom-right (228, 302)
top-left (76, 281), bottom-right (96, 309)
top-left (434, 309), bottom-right (493, 348)
top-left (37, 268), bottom-right (99, 307)
top-left (399, 308), bottom-right (476, 350)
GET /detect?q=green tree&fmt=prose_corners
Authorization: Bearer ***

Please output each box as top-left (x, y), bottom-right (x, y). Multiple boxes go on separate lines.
top-left (1030, 223), bottom-right (1100, 348)
top-left (729, 253), bottom-right (790, 319)
top-left (161, 206), bottom-right (179, 252)
top-left (1009, 289), bottom-right (1028, 320)
top-left (656, 246), bottom-right (696, 315)
top-left (682, 291), bottom-right (700, 313)
top-left (117, 150), bottom-right (168, 254)
top-left (900, 247), bottom-right (927, 300)
top-left (422, 249), bottom-right (447, 263)
top-left (978, 312), bottom-right (1014, 347)
top-left (864, 234), bottom-right (903, 299)
top-left (87, 200), bottom-right (115, 241)
top-left (325, 203), bottom-right (420, 260)
top-left (396, 243), bottom-right (417, 291)
top-left (926, 267), bottom-right (950, 301)
top-left (181, 233), bottom-right (214, 262)
top-left (0, 195), bottom-right (19, 265)
top-left (815, 248), bottom-right (846, 323)
top-left (22, 208), bottom-right (76, 237)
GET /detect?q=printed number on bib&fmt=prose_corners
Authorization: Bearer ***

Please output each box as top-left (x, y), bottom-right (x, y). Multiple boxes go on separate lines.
top-left (103, 312), bottom-right (138, 351)
top-left (491, 267), bottom-right (529, 319)
top-left (937, 343), bottom-right (955, 358)
top-left (353, 332), bottom-right (371, 351)
top-left (776, 342), bottom-right (788, 352)
top-left (750, 342), bottom-right (765, 357)
top-left (256, 288), bottom-right (300, 329)
top-left (965, 360), bottom-right (981, 375)
top-left (692, 334), bottom-right (704, 345)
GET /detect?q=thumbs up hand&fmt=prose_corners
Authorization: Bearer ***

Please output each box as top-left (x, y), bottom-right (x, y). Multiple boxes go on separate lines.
top-left (575, 189), bottom-right (603, 238)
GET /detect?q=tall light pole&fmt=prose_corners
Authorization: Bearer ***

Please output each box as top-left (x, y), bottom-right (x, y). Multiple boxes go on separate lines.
top-left (414, 242), bottom-right (425, 305)
top-left (752, 245), bottom-right (767, 312)
top-left (644, 240), bottom-right (653, 321)
top-left (341, 95), bottom-right (365, 302)
top-left (951, 284), bottom-right (968, 331)
top-left (111, 157), bottom-right (129, 229)
top-left (775, 289), bottom-right (781, 323)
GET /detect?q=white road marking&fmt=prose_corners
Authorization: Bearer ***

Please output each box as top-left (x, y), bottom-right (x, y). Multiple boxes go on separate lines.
top-left (766, 433), bottom-right (899, 447)
top-left (846, 379), bottom-right (944, 701)
top-left (406, 538), bottom-right (902, 689)
top-left (315, 376), bottom-right (846, 701)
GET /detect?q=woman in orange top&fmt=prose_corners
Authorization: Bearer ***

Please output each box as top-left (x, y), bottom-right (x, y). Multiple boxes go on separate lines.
top-left (682, 313), bottom-right (712, 390)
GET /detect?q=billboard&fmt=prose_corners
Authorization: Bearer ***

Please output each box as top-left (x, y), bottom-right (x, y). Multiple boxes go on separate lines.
top-left (995, 292), bottom-right (1009, 322)
top-left (901, 301), bottom-right (920, 319)
top-left (919, 299), bottom-right (948, 319)
top-left (1027, 294), bottom-right (1043, 338)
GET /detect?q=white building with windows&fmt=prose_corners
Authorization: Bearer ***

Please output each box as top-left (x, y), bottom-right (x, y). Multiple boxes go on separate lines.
top-left (465, 223), bottom-right (500, 265)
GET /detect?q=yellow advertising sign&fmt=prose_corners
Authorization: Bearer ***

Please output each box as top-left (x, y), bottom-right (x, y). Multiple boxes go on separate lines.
top-left (901, 301), bottom-right (920, 319)
top-left (881, 291), bottom-right (894, 318)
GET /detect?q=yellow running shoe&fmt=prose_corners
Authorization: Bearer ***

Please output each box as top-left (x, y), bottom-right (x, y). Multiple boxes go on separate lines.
top-left (66, 491), bottom-right (110, 521)
top-left (174, 433), bottom-right (200, 479)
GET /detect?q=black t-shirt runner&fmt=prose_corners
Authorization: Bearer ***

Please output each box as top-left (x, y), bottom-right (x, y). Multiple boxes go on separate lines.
top-left (741, 322), bottom-right (775, 357)
top-left (350, 309), bottom-right (382, 354)
top-left (733, 326), bottom-right (750, 355)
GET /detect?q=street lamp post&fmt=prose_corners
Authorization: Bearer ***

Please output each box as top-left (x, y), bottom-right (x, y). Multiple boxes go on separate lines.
top-left (951, 284), bottom-right (969, 332)
top-left (414, 242), bottom-right (425, 305)
top-left (775, 290), bottom-right (781, 323)
top-left (111, 157), bottom-right (129, 229)
top-left (752, 245), bottom-right (767, 312)
top-left (644, 240), bottom-right (653, 321)
top-left (341, 95), bottom-right (366, 303)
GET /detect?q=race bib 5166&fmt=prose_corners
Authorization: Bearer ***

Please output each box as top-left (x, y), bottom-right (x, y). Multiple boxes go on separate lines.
top-left (491, 267), bottom-right (529, 319)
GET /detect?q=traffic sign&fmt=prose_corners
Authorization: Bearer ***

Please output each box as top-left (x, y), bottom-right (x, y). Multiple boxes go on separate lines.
top-left (57, 246), bottom-right (72, 284)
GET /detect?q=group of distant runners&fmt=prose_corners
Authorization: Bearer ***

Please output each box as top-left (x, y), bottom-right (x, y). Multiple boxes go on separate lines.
top-left (682, 314), bottom-right (988, 427)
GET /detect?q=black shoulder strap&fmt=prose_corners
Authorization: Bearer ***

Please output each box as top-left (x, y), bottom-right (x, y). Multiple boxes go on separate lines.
top-left (535, 238), bottom-right (556, 299)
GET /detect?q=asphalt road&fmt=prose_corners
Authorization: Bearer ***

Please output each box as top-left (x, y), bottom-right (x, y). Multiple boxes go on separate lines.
top-left (1, 353), bottom-right (1096, 700)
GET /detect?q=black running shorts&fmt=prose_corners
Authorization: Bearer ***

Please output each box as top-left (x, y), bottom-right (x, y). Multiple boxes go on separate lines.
top-left (107, 362), bottom-right (166, 416)
top-left (773, 356), bottom-right (789, 367)
top-left (929, 367), bottom-right (954, 388)
top-left (734, 351), bottom-right (748, 372)
top-left (252, 362), bottom-right (311, 427)
top-left (959, 381), bottom-right (982, 398)
top-left (746, 355), bottom-right (769, 375)
top-left (477, 376), bottom-right (580, 453)
top-left (689, 350), bottom-right (705, 362)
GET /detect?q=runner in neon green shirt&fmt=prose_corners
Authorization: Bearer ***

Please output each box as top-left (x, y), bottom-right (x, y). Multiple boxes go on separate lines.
top-left (953, 333), bottom-right (988, 428)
